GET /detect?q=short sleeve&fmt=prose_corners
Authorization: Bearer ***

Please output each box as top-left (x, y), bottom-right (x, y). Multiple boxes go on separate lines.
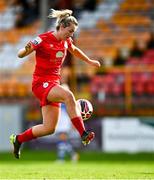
top-left (30, 36), bottom-right (43, 50)
top-left (67, 37), bottom-right (73, 48)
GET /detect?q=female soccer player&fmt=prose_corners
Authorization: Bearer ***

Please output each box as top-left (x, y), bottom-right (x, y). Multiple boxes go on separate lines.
top-left (10, 9), bottom-right (100, 159)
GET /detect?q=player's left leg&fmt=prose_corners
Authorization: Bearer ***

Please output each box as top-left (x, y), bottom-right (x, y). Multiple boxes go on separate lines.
top-left (81, 130), bottom-right (95, 146)
top-left (47, 85), bottom-right (95, 145)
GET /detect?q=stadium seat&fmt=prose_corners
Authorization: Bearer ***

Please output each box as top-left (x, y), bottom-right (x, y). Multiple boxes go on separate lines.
top-left (133, 81), bottom-right (145, 96)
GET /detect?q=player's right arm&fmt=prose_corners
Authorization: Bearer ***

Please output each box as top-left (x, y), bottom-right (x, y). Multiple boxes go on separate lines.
top-left (18, 42), bottom-right (34, 58)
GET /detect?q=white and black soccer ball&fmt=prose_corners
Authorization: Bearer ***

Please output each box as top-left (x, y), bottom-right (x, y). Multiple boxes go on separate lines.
top-left (77, 99), bottom-right (93, 121)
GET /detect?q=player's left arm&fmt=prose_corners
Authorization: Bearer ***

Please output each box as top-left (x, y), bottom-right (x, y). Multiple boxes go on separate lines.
top-left (68, 44), bottom-right (101, 67)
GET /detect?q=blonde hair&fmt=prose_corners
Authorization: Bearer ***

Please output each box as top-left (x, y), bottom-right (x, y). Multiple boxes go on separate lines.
top-left (48, 9), bottom-right (78, 30)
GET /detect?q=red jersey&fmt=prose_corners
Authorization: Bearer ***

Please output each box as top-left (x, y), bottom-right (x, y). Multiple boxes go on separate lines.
top-left (30, 31), bottom-right (73, 79)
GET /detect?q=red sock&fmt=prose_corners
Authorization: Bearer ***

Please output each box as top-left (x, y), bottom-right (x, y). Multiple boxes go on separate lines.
top-left (71, 116), bottom-right (85, 136)
top-left (17, 128), bottom-right (36, 143)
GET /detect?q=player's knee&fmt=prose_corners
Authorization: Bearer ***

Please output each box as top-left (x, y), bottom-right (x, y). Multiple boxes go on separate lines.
top-left (45, 127), bottom-right (55, 135)
top-left (65, 91), bottom-right (75, 104)
top-left (50, 129), bottom-right (55, 134)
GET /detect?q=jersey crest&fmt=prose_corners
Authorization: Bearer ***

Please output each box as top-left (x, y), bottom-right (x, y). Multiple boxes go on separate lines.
top-left (43, 82), bottom-right (49, 88)
top-left (56, 51), bottom-right (64, 58)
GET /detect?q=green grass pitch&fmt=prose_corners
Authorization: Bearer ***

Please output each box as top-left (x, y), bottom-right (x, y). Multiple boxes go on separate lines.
top-left (1, 151), bottom-right (154, 179)
top-left (1, 161), bottom-right (154, 179)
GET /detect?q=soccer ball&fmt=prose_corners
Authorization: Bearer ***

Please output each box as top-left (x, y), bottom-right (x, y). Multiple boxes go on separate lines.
top-left (77, 99), bottom-right (93, 121)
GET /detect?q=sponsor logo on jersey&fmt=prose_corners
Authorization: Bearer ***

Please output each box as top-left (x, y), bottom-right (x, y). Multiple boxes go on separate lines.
top-left (56, 51), bottom-right (64, 58)
top-left (43, 82), bottom-right (49, 88)
top-left (32, 36), bottom-right (42, 45)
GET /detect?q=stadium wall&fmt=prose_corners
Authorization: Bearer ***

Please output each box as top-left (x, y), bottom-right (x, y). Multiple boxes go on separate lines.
top-left (0, 105), bottom-right (23, 151)
top-left (102, 117), bottom-right (154, 153)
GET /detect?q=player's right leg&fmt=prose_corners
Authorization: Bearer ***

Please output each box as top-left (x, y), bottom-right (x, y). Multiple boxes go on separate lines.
top-left (10, 134), bottom-right (21, 159)
top-left (10, 105), bottom-right (60, 159)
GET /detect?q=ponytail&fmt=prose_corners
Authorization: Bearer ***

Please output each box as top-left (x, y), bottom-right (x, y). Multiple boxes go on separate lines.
top-left (48, 9), bottom-right (72, 19)
top-left (48, 9), bottom-right (78, 30)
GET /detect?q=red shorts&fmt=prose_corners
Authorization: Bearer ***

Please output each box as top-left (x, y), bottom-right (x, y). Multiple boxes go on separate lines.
top-left (32, 76), bottom-right (61, 107)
